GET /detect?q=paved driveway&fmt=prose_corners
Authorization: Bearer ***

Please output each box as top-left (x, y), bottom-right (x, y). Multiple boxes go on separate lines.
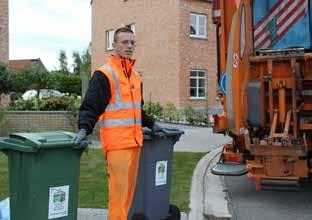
top-left (159, 123), bottom-right (231, 152)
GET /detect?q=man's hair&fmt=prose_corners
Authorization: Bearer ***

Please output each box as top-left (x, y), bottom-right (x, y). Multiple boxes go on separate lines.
top-left (113, 27), bottom-right (134, 43)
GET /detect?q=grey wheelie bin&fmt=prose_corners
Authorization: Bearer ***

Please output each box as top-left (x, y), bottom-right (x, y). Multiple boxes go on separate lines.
top-left (129, 127), bottom-right (184, 220)
top-left (0, 131), bottom-right (88, 220)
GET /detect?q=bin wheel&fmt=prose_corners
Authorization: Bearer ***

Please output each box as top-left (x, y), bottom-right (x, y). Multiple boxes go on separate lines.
top-left (166, 204), bottom-right (181, 220)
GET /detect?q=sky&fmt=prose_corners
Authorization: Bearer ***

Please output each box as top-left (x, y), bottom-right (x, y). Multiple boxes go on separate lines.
top-left (9, 0), bottom-right (91, 71)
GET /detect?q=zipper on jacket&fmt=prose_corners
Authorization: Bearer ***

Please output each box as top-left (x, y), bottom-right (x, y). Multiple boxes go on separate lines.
top-left (122, 59), bottom-right (140, 145)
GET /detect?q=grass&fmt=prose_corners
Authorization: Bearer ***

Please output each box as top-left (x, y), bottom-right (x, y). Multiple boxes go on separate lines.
top-left (0, 150), bottom-right (205, 212)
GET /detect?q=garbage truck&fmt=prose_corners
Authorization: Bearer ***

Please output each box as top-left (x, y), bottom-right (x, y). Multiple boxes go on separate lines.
top-left (211, 0), bottom-right (312, 190)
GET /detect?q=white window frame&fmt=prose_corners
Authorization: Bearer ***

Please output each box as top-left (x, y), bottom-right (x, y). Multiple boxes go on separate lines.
top-left (190, 13), bottom-right (207, 39)
top-left (130, 23), bottom-right (135, 34)
top-left (189, 69), bottom-right (206, 99)
top-left (106, 29), bottom-right (114, 50)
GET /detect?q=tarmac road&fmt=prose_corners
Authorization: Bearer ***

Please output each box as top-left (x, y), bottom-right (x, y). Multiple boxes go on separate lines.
top-left (161, 123), bottom-right (312, 220)
top-left (225, 176), bottom-right (312, 220)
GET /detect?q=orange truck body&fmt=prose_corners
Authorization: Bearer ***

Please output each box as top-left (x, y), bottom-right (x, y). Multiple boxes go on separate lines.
top-left (212, 0), bottom-right (312, 190)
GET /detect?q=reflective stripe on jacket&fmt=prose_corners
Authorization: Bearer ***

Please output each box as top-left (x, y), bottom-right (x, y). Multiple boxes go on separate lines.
top-left (97, 55), bottom-right (143, 152)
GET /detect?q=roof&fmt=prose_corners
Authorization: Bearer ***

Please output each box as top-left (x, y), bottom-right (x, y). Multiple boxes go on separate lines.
top-left (8, 58), bottom-right (47, 73)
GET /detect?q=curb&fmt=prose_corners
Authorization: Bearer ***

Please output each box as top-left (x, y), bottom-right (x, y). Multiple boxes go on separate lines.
top-left (77, 208), bottom-right (188, 220)
top-left (78, 208), bottom-right (107, 220)
top-left (188, 146), bottom-right (232, 220)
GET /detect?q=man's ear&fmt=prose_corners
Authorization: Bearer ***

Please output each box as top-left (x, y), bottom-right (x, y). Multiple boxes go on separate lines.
top-left (112, 42), bottom-right (116, 49)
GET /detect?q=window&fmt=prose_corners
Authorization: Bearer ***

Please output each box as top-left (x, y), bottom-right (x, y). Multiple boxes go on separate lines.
top-left (106, 30), bottom-right (114, 50)
top-left (190, 70), bottom-right (206, 98)
top-left (130, 23), bottom-right (135, 34)
top-left (190, 13), bottom-right (207, 39)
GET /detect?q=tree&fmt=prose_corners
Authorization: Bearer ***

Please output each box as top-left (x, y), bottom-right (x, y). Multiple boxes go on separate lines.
top-left (80, 43), bottom-right (92, 98)
top-left (72, 51), bottom-right (82, 75)
top-left (0, 63), bottom-right (12, 103)
top-left (81, 43), bottom-right (91, 75)
top-left (58, 50), bottom-right (69, 74)
top-left (11, 67), bottom-right (50, 110)
top-left (29, 68), bottom-right (50, 110)
top-left (48, 72), bottom-right (81, 95)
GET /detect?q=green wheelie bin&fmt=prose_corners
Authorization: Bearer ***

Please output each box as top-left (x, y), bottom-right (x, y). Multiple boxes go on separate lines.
top-left (0, 131), bottom-right (88, 220)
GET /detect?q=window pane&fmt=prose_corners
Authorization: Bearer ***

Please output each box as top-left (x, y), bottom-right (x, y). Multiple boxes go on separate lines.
top-left (190, 79), bottom-right (197, 87)
top-left (198, 71), bottom-right (205, 77)
top-left (130, 24), bottom-right (136, 34)
top-left (190, 71), bottom-right (197, 77)
top-left (107, 30), bottom-right (114, 50)
top-left (190, 25), bottom-right (196, 35)
top-left (199, 16), bottom-right (206, 26)
top-left (198, 79), bottom-right (205, 87)
top-left (190, 14), bottom-right (197, 35)
top-left (190, 14), bottom-right (196, 26)
top-left (199, 27), bottom-right (205, 36)
top-left (190, 88), bottom-right (196, 97)
top-left (198, 88), bottom-right (206, 97)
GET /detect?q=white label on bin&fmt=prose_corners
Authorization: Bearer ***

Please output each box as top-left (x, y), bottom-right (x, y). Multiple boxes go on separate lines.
top-left (48, 185), bottom-right (69, 219)
top-left (155, 161), bottom-right (167, 186)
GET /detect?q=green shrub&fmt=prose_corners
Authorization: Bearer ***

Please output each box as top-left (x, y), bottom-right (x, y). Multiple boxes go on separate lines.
top-left (10, 92), bottom-right (22, 101)
top-left (0, 108), bottom-right (8, 136)
top-left (48, 73), bottom-right (82, 95)
top-left (143, 101), bottom-right (163, 121)
top-left (7, 99), bottom-right (36, 111)
top-left (163, 102), bottom-right (181, 122)
top-left (7, 96), bottom-right (81, 111)
top-left (39, 97), bottom-right (69, 110)
top-left (181, 105), bottom-right (197, 124)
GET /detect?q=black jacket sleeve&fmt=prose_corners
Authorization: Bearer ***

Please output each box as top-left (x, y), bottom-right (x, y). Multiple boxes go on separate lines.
top-left (78, 71), bottom-right (111, 135)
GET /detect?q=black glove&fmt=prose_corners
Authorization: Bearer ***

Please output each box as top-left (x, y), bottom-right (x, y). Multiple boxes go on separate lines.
top-left (74, 129), bottom-right (87, 145)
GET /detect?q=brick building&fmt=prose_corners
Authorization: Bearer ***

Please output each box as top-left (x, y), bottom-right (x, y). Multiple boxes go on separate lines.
top-left (0, 0), bottom-right (9, 63)
top-left (91, 0), bottom-right (217, 110)
top-left (8, 58), bottom-right (48, 73)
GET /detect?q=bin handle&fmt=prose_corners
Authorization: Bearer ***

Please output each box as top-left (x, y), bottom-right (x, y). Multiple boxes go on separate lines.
top-left (162, 128), bottom-right (185, 137)
top-left (0, 141), bottom-right (36, 152)
top-left (142, 127), bottom-right (184, 139)
top-left (73, 140), bottom-right (91, 149)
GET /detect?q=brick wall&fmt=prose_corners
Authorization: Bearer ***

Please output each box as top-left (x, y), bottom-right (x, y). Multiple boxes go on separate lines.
top-left (0, 111), bottom-right (78, 136)
top-left (0, 0), bottom-right (9, 63)
top-left (179, 0), bottom-right (217, 109)
top-left (92, 0), bottom-right (217, 110)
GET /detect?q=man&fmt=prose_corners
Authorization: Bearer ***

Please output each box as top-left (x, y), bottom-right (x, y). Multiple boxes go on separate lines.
top-left (75, 27), bottom-right (162, 220)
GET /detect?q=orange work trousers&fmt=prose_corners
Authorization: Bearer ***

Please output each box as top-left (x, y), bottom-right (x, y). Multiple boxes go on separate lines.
top-left (106, 147), bottom-right (141, 220)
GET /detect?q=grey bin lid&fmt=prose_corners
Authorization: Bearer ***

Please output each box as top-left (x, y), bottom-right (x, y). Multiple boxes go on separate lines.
top-left (142, 127), bottom-right (184, 141)
top-left (0, 131), bottom-right (87, 152)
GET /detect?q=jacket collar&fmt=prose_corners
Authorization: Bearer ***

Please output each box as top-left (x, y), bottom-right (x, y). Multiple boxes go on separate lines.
top-left (108, 55), bottom-right (136, 77)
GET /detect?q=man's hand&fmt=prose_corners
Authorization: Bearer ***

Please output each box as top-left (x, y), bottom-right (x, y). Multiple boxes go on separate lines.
top-left (74, 129), bottom-right (87, 145)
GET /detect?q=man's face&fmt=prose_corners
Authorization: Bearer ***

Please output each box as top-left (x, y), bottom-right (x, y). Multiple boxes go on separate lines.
top-left (113, 32), bottom-right (136, 59)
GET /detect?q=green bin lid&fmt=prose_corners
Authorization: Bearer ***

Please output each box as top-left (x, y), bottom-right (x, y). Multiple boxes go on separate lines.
top-left (0, 131), bottom-right (85, 152)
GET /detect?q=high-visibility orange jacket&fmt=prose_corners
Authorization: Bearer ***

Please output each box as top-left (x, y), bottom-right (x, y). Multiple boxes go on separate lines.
top-left (97, 55), bottom-right (143, 152)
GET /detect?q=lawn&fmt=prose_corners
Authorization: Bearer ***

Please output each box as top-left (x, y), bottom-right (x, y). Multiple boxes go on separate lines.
top-left (0, 150), bottom-right (205, 212)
